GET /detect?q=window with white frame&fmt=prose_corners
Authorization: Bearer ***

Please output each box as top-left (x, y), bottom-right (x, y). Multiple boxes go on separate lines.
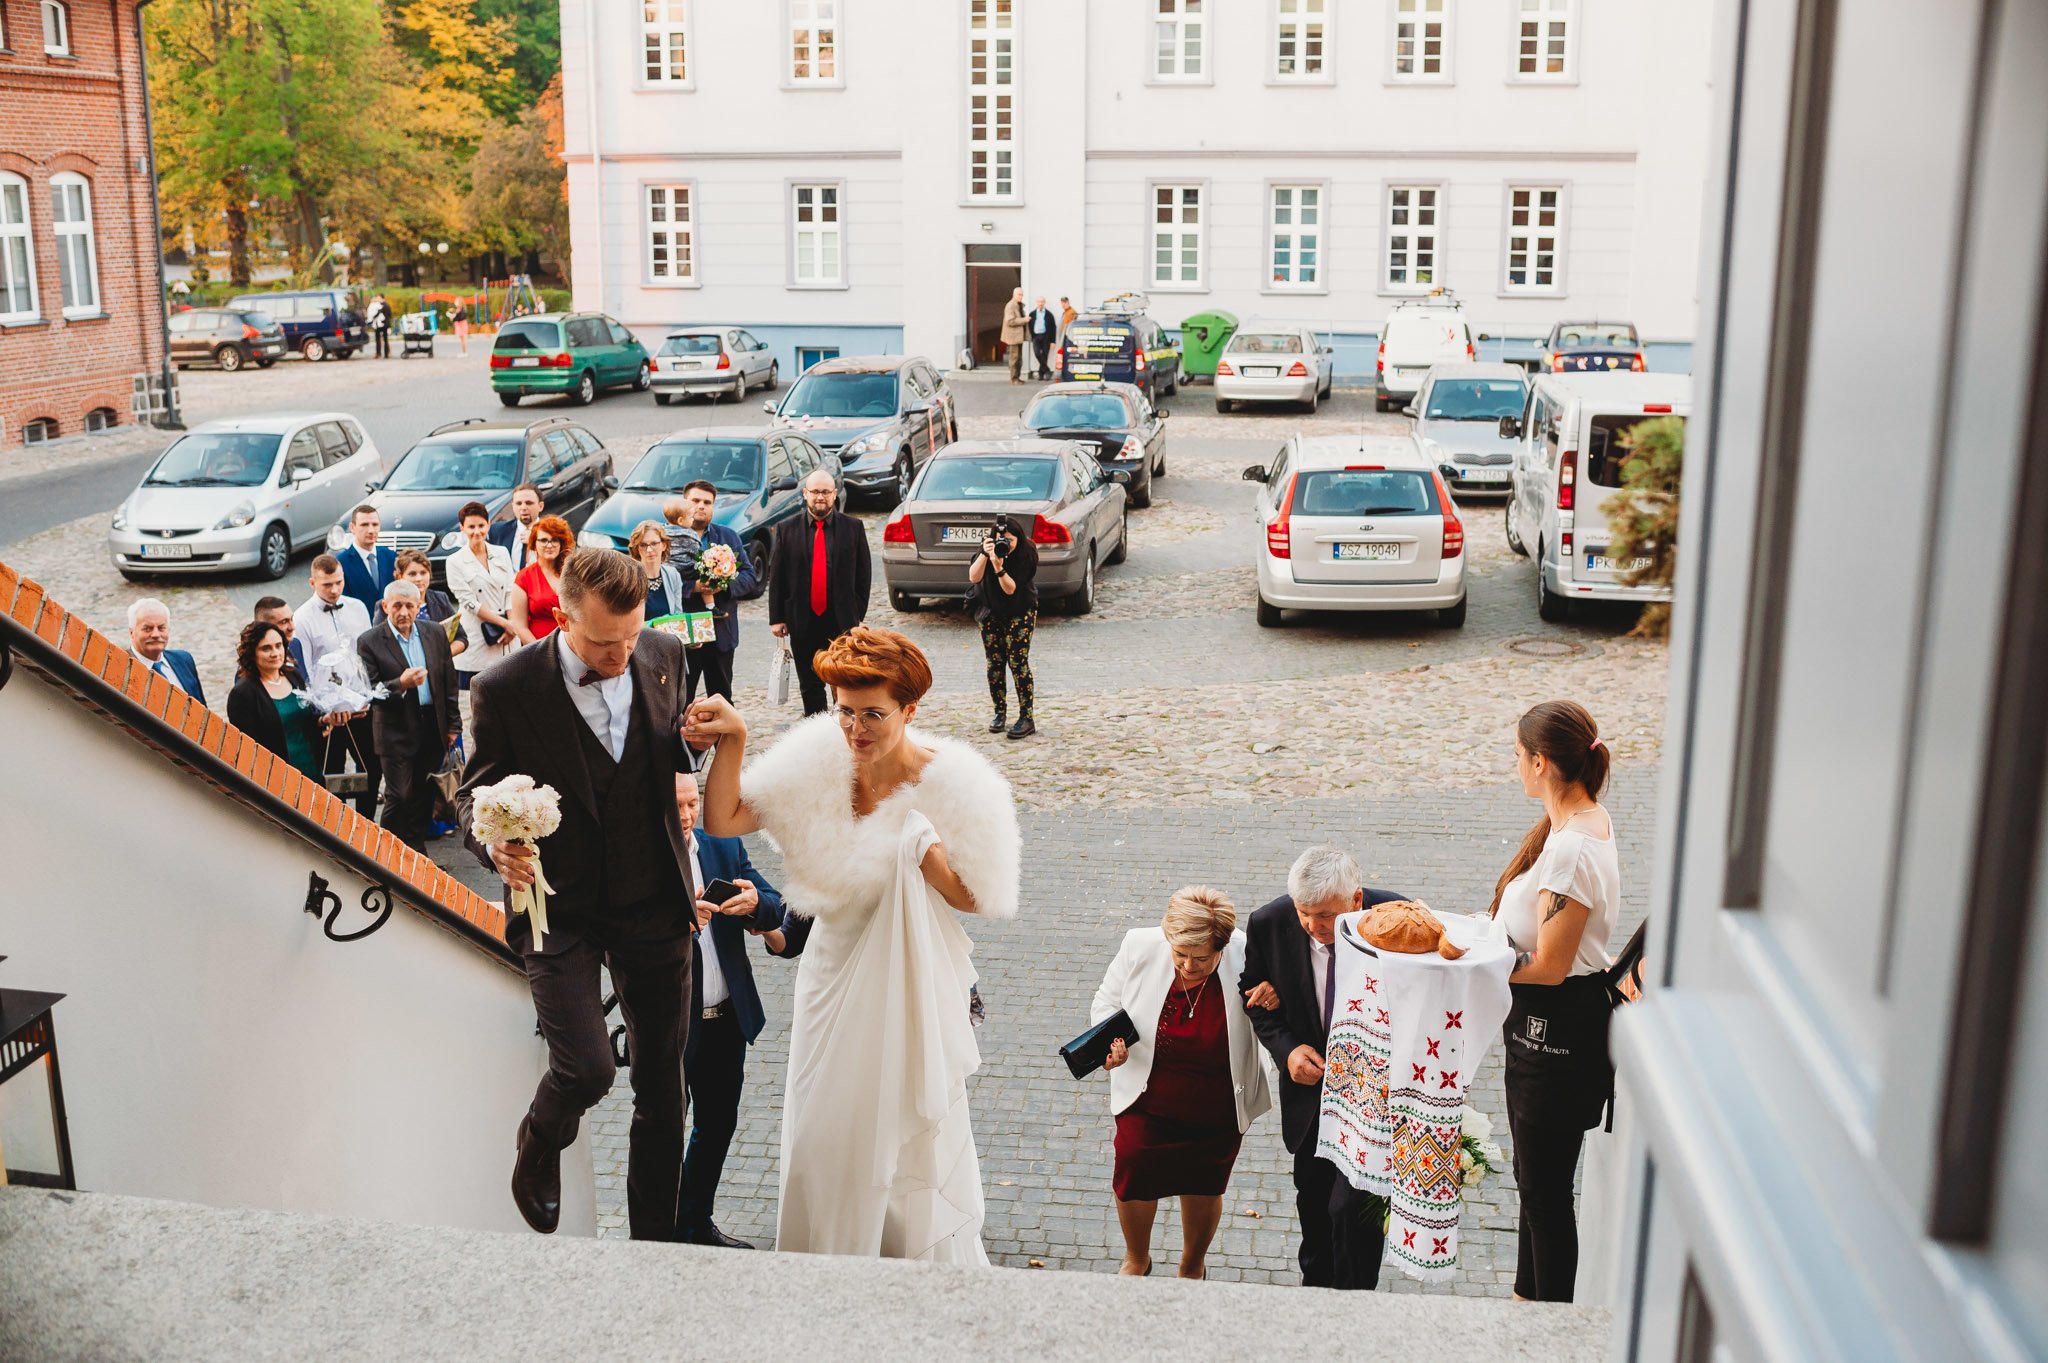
top-left (0, 175), bottom-right (37, 322)
top-left (1503, 185), bottom-right (1562, 292)
top-left (1151, 184), bottom-right (1203, 288)
top-left (791, 183), bottom-right (842, 286)
top-left (51, 173), bottom-right (99, 315)
top-left (1269, 186), bottom-right (1321, 288)
top-left (645, 184), bottom-right (694, 284)
top-left (1385, 185), bottom-right (1440, 289)
top-left (642, 0), bottom-right (688, 84)
top-left (1274, 0), bottom-right (1326, 80)
top-left (1514, 0), bottom-right (1572, 79)
top-left (1392, 0), bottom-right (1450, 81)
top-left (1154, 0), bottom-right (1203, 80)
top-left (967, 0), bottom-right (1016, 198)
top-left (789, 0), bottom-right (838, 83)
top-left (43, 1), bottom-right (70, 55)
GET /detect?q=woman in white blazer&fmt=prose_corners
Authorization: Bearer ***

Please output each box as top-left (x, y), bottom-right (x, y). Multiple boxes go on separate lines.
top-left (1092, 886), bottom-right (1273, 1279)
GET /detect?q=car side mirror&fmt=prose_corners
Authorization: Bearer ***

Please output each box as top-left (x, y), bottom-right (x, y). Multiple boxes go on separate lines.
top-left (290, 466), bottom-right (313, 485)
top-left (1498, 416), bottom-right (1521, 440)
top-left (1402, 404), bottom-right (1418, 418)
top-left (1155, 409), bottom-right (1170, 421)
top-left (602, 475), bottom-right (620, 493)
top-left (769, 476), bottom-right (798, 493)
top-left (1242, 464), bottom-right (1268, 483)
top-left (761, 399), bottom-right (778, 415)
top-left (1440, 464), bottom-right (1460, 483)
top-left (1106, 469), bottom-right (1132, 485)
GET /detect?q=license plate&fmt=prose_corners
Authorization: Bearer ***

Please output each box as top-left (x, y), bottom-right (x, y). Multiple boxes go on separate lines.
top-left (1458, 468), bottom-right (1510, 483)
top-left (140, 542), bottom-right (193, 559)
top-left (1070, 367), bottom-right (1101, 378)
top-left (511, 357), bottom-right (540, 368)
top-left (941, 526), bottom-right (985, 545)
top-left (672, 359), bottom-right (702, 370)
top-left (1245, 366), bottom-right (1279, 377)
top-left (1587, 552), bottom-right (1651, 573)
top-left (1334, 542), bottom-right (1399, 562)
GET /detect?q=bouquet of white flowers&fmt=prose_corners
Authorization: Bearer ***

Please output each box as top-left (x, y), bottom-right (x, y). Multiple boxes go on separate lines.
top-left (1458, 1108), bottom-right (1506, 1190)
top-left (469, 773), bottom-right (564, 947)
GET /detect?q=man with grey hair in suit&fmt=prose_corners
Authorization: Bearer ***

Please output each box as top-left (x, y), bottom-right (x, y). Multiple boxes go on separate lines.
top-left (358, 579), bottom-right (459, 849)
top-left (1239, 844), bottom-right (1412, 1290)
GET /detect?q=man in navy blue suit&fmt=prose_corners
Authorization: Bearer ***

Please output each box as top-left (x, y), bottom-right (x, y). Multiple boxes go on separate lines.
top-left (674, 772), bottom-right (807, 1248)
top-left (125, 598), bottom-right (206, 706)
top-left (487, 484), bottom-right (545, 574)
top-left (670, 480), bottom-right (757, 704)
top-left (253, 596), bottom-right (309, 683)
top-left (339, 503), bottom-right (397, 618)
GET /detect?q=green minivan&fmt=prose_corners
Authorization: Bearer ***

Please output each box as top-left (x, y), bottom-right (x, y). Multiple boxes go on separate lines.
top-left (490, 312), bottom-right (653, 407)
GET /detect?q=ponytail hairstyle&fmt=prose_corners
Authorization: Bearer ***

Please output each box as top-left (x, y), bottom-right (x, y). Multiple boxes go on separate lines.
top-left (1488, 700), bottom-right (1610, 916)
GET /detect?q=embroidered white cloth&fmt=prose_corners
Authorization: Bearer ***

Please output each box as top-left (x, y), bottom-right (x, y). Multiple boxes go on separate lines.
top-left (1318, 907), bottom-right (1512, 1282)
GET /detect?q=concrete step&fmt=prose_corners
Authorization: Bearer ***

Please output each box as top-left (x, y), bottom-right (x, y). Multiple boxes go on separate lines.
top-left (0, 1188), bottom-right (1610, 1362)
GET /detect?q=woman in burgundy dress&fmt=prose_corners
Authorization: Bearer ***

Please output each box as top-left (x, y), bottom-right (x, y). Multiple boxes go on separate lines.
top-left (1092, 887), bottom-right (1272, 1278)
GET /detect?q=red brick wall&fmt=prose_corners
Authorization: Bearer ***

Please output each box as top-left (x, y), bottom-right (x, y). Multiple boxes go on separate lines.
top-left (0, 0), bottom-right (168, 452)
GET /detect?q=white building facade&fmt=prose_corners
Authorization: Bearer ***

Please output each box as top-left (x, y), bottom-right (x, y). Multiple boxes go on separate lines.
top-left (561, 0), bottom-right (1711, 378)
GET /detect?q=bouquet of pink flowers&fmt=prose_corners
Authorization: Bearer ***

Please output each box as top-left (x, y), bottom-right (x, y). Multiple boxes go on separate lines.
top-left (469, 773), bottom-right (563, 946)
top-left (693, 541), bottom-right (740, 596)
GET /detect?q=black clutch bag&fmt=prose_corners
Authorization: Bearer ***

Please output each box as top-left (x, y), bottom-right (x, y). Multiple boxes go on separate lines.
top-left (1060, 1009), bottom-right (1140, 1079)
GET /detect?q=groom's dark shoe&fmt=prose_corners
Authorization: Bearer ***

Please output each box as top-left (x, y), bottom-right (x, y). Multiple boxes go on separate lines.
top-left (682, 1223), bottom-right (755, 1250)
top-left (512, 1115), bottom-right (562, 1234)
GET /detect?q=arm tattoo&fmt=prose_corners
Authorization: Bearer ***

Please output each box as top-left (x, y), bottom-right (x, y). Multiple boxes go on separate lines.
top-left (1542, 892), bottom-right (1573, 924)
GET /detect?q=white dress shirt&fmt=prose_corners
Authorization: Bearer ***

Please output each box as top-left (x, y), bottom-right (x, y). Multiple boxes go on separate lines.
top-left (1311, 936), bottom-right (1333, 1023)
top-left (689, 836), bottom-right (729, 1008)
top-left (353, 542), bottom-right (384, 584)
top-left (293, 594), bottom-right (372, 669)
top-left (132, 649), bottom-right (187, 692)
top-left (557, 631), bottom-right (631, 761)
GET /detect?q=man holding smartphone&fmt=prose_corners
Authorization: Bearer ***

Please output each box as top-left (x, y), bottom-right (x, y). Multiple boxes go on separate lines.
top-left (674, 773), bottom-right (807, 1248)
top-left (968, 513), bottom-right (1039, 738)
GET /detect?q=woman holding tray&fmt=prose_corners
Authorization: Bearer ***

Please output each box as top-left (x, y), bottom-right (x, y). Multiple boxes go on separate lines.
top-left (1092, 887), bottom-right (1271, 1279)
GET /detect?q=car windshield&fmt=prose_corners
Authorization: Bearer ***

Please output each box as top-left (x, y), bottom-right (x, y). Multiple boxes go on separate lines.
top-left (919, 457), bottom-right (1058, 502)
top-left (143, 431), bottom-right (281, 487)
top-left (625, 442), bottom-right (764, 495)
top-left (1066, 323), bottom-right (1136, 353)
top-left (779, 371), bottom-right (900, 419)
top-left (1425, 379), bottom-right (1528, 421)
top-left (494, 320), bottom-right (561, 351)
top-left (659, 334), bottom-right (723, 356)
top-left (1292, 470), bottom-right (1439, 517)
top-left (1558, 325), bottom-right (1636, 348)
top-left (1227, 332), bottom-right (1305, 354)
top-left (383, 438), bottom-right (525, 491)
top-left (1022, 394), bottom-right (1131, 430)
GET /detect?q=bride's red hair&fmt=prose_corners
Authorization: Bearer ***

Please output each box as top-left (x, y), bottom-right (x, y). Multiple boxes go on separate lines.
top-left (812, 626), bottom-right (933, 706)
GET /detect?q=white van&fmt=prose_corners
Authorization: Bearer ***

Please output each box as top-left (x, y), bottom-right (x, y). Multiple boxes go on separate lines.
top-left (1503, 372), bottom-right (1691, 621)
top-left (1376, 295), bottom-right (1474, 411)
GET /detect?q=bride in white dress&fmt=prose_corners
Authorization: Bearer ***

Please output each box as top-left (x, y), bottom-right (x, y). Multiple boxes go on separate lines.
top-left (684, 627), bottom-right (1020, 1262)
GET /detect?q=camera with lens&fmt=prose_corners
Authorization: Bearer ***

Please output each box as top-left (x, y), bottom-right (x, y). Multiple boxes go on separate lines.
top-left (990, 514), bottom-right (1018, 542)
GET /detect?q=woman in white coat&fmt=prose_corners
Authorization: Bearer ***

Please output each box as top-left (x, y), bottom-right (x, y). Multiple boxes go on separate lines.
top-left (685, 627), bottom-right (1020, 1264)
top-left (1093, 887), bottom-right (1272, 1279)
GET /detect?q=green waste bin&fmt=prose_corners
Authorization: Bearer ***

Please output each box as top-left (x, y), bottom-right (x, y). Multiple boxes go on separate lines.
top-left (1177, 309), bottom-right (1239, 380)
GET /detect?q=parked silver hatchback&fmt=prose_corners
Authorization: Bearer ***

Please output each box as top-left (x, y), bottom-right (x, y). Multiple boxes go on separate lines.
top-left (1215, 326), bottom-right (1335, 413)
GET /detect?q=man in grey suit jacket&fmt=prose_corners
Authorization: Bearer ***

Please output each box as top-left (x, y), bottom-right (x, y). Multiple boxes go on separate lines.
top-left (357, 580), bottom-right (460, 850)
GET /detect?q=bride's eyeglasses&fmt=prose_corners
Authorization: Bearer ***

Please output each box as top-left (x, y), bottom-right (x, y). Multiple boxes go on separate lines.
top-left (833, 703), bottom-right (901, 733)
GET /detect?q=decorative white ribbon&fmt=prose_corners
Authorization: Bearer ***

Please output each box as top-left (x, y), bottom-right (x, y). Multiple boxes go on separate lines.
top-left (509, 839), bottom-right (555, 947)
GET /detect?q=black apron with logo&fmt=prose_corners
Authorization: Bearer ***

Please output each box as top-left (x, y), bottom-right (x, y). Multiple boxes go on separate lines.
top-left (1503, 972), bottom-right (1614, 1131)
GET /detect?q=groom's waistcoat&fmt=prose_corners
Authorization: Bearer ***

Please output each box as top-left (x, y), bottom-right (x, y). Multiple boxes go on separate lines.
top-left (557, 693), bottom-right (682, 928)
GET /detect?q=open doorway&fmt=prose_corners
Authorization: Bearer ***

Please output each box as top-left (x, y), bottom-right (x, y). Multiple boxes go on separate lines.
top-left (965, 244), bottom-right (1022, 368)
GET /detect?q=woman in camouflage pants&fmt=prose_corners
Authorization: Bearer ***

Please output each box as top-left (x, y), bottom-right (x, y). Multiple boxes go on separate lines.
top-left (969, 517), bottom-right (1040, 739)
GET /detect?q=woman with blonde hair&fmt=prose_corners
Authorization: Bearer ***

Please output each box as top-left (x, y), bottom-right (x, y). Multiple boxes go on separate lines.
top-left (1091, 885), bottom-right (1272, 1278)
top-left (683, 626), bottom-right (1021, 1264)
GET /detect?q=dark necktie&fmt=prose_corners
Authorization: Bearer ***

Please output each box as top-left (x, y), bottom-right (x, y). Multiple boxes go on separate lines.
top-left (1322, 944), bottom-right (1337, 1033)
top-left (579, 669), bottom-right (604, 687)
top-left (810, 517), bottom-right (829, 616)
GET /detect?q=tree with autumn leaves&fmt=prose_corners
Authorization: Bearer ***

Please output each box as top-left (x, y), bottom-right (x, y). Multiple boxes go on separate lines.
top-left (146, 0), bottom-right (566, 286)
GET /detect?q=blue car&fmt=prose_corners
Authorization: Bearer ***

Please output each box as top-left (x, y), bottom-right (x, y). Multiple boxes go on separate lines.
top-left (575, 425), bottom-right (845, 599)
top-left (226, 288), bottom-right (369, 362)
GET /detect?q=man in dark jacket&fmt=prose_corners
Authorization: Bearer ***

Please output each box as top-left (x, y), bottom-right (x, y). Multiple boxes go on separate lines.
top-left (357, 580), bottom-right (460, 849)
top-left (1027, 296), bottom-right (1058, 380)
top-left (670, 479), bottom-right (758, 704)
top-left (1239, 844), bottom-right (1411, 1290)
top-left (767, 469), bottom-right (869, 715)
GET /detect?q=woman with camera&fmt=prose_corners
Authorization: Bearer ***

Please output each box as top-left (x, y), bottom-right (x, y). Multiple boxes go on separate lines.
top-left (968, 514), bottom-right (1038, 739)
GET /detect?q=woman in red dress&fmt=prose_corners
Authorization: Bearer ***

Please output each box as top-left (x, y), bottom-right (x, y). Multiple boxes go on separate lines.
top-left (509, 515), bottom-right (574, 642)
top-left (1093, 886), bottom-right (1272, 1278)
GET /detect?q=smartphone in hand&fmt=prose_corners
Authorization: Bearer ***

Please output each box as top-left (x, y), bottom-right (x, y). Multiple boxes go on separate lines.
top-left (702, 878), bottom-right (743, 906)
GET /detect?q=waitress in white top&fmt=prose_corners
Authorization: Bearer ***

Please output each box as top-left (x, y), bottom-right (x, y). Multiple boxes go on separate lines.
top-left (1488, 699), bottom-right (1623, 1304)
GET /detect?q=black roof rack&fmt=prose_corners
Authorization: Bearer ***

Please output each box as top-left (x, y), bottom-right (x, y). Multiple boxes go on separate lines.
top-left (428, 417), bottom-right (488, 436)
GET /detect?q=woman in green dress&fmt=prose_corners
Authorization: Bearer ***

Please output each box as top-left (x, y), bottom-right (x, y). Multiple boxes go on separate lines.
top-left (226, 620), bottom-right (330, 779)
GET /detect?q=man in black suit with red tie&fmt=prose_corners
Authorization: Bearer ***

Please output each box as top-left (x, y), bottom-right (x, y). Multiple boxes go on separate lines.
top-left (768, 469), bottom-right (868, 716)
top-left (458, 548), bottom-right (705, 1240)
top-left (1240, 844), bottom-right (1411, 1290)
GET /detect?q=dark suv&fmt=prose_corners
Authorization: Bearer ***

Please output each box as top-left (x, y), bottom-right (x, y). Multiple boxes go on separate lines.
top-left (168, 307), bottom-right (287, 372)
top-left (226, 289), bottom-right (367, 361)
top-left (326, 416), bottom-right (617, 583)
top-left (765, 355), bottom-right (956, 504)
top-left (1054, 299), bottom-right (1182, 401)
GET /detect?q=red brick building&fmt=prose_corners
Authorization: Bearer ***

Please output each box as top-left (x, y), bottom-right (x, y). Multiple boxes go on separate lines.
top-left (0, 0), bottom-right (175, 452)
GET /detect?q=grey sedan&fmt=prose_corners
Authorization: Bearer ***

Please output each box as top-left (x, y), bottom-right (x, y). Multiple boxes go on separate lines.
top-left (1215, 326), bottom-right (1335, 413)
top-left (879, 439), bottom-right (1130, 615)
top-left (1407, 362), bottom-right (1529, 498)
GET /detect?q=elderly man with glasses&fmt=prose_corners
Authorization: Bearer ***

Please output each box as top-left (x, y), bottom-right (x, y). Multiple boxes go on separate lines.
top-left (767, 469), bottom-right (867, 716)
